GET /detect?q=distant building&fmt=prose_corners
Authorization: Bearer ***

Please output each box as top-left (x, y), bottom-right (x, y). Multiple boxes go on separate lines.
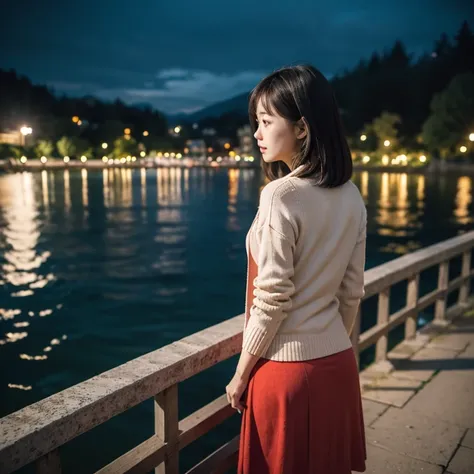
top-left (0, 130), bottom-right (21, 146)
top-left (237, 125), bottom-right (257, 157)
top-left (185, 139), bottom-right (206, 158)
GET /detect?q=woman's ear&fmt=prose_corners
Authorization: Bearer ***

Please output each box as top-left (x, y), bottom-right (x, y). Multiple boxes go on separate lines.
top-left (295, 118), bottom-right (307, 140)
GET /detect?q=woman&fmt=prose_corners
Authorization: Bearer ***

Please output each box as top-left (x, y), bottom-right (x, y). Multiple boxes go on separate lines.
top-left (226, 64), bottom-right (367, 473)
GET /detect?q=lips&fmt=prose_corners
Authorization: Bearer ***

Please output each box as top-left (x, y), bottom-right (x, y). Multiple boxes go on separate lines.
top-left (259, 146), bottom-right (267, 153)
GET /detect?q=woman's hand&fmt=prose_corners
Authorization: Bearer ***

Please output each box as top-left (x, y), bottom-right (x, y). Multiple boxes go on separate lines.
top-left (226, 371), bottom-right (248, 413)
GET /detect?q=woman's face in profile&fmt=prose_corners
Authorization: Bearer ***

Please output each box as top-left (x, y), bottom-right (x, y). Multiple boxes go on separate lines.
top-left (253, 98), bottom-right (299, 166)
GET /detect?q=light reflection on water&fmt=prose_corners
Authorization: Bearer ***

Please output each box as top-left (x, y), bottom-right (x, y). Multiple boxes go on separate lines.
top-left (0, 168), bottom-right (473, 412)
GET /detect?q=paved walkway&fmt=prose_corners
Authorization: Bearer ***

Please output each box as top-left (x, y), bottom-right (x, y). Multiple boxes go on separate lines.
top-left (357, 308), bottom-right (474, 473)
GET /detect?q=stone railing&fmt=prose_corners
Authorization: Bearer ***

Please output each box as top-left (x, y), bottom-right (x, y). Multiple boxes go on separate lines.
top-left (1, 231), bottom-right (473, 474)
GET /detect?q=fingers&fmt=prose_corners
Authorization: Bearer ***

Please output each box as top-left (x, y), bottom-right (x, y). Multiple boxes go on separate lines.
top-left (230, 398), bottom-right (245, 412)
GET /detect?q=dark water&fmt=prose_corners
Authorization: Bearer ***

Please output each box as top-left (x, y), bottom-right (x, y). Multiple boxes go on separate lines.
top-left (0, 168), bottom-right (473, 472)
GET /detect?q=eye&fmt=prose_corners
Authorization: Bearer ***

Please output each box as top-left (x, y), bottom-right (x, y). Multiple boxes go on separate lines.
top-left (262, 119), bottom-right (269, 126)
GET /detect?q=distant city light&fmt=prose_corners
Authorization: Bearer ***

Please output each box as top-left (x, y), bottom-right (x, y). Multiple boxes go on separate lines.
top-left (64, 156), bottom-right (70, 163)
top-left (170, 152), bottom-right (176, 158)
top-left (120, 157), bottom-right (126, 163)
top-left (143, 130), bottom-right (149, 136)
top-left (460, 146), bottom-right (467, 153)
top-left (124, 135), bottom-right (131, 140)
top-left (216, 157), bottom-right (222, 163)
top-left (102, 142), bottom-right (108, 149)
top-left (469, 133), bottom-right (474, 142)
top-left (72, 116), bottom-right (79, 123)
top-left (235, 156), bottom-right (241, 162)
top-left (208, 147), bottom-right (213, 153)
top-left (80, 156), bottom-right (87, 163)
top-left (382, 155), bottom-right (390, 165)
top-left (176, 153), bottom-right (182, 159)
top-left (164, 152), bottom-right (170, 157)
top-left (102, 156), bottom-right (108, 162)
top-left (224, 143), bottom-right (231, 150)
top-left (360, 135), bottom-right (367, 141)
top-left (20, 126), bottom-right (32, 136)
top-left (184, 147), bottom-right (189, 154)
top-left (174, 126), bottom-right (181, 134)
top-left (140, 151), bottom-right (146, 157)
top-left (419, 155), bottom-right (427, 163)
top-left (192, 123), bottom-right (199, 129)
top-left (124, 128), bottom-right (131, 135)
top-left (40, 156), bottom-right (47, 164)
top-left (229, 151), bottom-right (236, 157)
top-left (131, 156), bottom-right (137, 162)
top-left (77, 120), bottom-right (82, 126)
top-left (20, 156), bottom-right (27, 163)
top-left (108, 159), bottom-right (114, 165)
top-left (362, 155), bottom-right (370, 163)
top-left (384, 140), bottom-right (390, 147)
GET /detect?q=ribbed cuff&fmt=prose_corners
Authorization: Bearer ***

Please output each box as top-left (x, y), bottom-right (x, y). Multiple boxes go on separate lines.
top-left (242, 322), bottom-right (280, 357)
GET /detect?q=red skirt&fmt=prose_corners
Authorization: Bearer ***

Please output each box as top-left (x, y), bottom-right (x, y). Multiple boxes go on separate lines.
top-left (238, 347), bottom-right (367, 474)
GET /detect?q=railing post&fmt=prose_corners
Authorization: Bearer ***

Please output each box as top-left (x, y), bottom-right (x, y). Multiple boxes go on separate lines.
top-left (435, 260), bottom-right (449, 325)
top-left (375, 288), bottom-right (390, 362)
top-left (405, 274), bottom-right (419, 340)
top-left (351, 307), bottom-right (361, 369)
top-left (155, 384), bottom-right (179, 474)
top-left (36, 449), bottom-right (61, 474)
top-left (459, 250), bottom-right (471, 304)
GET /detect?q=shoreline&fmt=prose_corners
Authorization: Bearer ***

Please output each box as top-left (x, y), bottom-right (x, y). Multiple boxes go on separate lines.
top-left (2, 160), bottom-right (474, 175)
top-left (0, 159), bottom-right (260, 173)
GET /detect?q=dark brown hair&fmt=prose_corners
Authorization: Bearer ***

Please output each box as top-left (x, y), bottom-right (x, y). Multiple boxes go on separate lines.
top-left (248, 64), bottom-right (352, 187)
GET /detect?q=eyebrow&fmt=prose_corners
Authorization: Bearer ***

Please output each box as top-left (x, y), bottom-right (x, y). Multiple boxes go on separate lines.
top-left (257, 111), bottom-right (271, 117)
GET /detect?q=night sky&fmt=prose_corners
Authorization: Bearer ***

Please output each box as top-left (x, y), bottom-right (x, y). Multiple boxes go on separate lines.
top-left (2, 0), bottom-right (472, 114)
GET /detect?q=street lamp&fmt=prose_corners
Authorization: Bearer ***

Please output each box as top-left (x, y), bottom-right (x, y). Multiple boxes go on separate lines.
top-left (360, 134), bottom-right (367, 142)
top-left (469, 133), bottom-right (474, 142)
top-left (102, 142), bottom-right (108, 149)
top-left (20, 126), bottom-right (32, 146)
top-left (384, 140), bottom-right (391, 147)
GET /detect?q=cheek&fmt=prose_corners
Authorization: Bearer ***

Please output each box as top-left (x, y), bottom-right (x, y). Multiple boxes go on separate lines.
top-left (272, 126), bottom-right (296, 151)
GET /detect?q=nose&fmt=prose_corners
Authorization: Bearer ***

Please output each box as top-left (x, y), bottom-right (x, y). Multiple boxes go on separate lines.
top-left (254, 126), bottom-right (262, 140)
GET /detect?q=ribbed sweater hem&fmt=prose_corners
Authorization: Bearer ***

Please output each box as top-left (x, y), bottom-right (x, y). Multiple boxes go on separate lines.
top-left (257, 316), bottom-right (353, 362)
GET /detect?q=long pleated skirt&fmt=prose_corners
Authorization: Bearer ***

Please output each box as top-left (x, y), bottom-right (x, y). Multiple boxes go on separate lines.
top-left (237, 347), bottom-right (367, 474)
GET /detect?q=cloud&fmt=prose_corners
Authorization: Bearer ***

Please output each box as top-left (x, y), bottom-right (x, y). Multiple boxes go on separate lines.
top-left (156, 69), bottom-right (191, 79)
top-left (121, 69), bottom-right (265, 113)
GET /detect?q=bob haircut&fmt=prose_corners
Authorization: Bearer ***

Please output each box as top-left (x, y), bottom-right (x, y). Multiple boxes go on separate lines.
top-left (248, 64), bottom-right (352, 187)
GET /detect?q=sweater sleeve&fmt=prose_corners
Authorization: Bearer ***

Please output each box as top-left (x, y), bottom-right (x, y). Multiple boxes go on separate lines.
top-left (337, 207), bottom-right (367, 337)
top-left (242, 182), bottom-right (297, 357)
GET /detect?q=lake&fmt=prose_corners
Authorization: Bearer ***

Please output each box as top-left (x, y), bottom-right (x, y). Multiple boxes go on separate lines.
top-left (0, 167), bottom-right (473, 473)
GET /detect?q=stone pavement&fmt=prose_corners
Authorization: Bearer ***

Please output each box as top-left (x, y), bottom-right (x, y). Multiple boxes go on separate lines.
top-left (355, 308), bottom-right (474, 474)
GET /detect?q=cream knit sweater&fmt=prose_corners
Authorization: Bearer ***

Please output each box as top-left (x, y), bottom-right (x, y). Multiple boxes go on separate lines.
top-left (243, 165), bottom-right (367, 361)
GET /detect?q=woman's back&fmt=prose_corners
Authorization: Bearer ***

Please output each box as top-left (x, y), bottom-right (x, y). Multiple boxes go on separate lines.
top-left (247, 169), bottom-right (367, 361)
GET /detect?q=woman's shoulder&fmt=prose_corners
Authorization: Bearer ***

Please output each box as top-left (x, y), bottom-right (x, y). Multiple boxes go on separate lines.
top-left (260, 175), bottom-right (299, 208)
